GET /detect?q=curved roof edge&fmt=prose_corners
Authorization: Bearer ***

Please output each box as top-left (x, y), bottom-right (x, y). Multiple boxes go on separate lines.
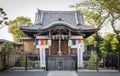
top-left (39, 21), bottom-right (81, 30)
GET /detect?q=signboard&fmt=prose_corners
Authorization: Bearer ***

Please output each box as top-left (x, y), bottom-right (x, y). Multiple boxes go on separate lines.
top-left (69, 39), bottom-right (84, 68)
top-left (35, 39), bottom-right (51, 68)
top-left (39, 48), bottom-right (46, 67)
top-left (77, 43), bottom-right (84, 68)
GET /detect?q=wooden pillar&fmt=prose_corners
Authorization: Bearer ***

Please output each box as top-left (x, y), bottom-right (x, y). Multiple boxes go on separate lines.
top-left (49, 30), bottom-right (51, 55)
top-left (68, 30), bottom-right (71, 55)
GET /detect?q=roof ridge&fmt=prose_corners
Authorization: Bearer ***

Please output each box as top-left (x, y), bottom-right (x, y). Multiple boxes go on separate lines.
top-left (37, 9), bottom-right (80, 12)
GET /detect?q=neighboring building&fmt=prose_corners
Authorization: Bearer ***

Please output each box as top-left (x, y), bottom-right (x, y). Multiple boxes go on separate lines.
top-left (20, 9), bottom-right (99, 70)
top-left (0, 39), bottom-right (23, 70)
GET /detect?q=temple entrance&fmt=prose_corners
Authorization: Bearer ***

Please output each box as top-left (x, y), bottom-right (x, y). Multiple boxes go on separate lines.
top-left (51, 40), bottom-right (68, 55)
top-left (46, 55), bottom-right (77, 71)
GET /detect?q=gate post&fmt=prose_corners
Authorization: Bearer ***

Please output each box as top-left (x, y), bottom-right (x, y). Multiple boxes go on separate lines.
top-left (118, 54), bottom-right (120, 71)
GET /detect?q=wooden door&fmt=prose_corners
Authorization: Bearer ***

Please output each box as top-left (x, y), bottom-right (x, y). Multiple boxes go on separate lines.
top-left (61, 40), bottom-right (68, 55)
top-left (51, 40), bottom-right (68, 55)
top-left (51, 40), bottom-right (59, 55)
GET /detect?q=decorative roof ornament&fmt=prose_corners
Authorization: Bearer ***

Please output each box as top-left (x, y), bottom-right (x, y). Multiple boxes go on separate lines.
top-left (58, 18), bottom-right (62, 21)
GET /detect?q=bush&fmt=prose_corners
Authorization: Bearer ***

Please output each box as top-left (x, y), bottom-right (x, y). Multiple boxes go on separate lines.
top-left (88, 51), bottom-right (97, 70)
top-left (17, 53), bottom-right (26, 67)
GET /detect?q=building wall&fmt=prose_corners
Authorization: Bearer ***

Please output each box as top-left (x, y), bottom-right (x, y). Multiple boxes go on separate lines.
top-left (0, 40), bottom-right (24, 70)
top-left (23, 39), bottom-right (36, 53)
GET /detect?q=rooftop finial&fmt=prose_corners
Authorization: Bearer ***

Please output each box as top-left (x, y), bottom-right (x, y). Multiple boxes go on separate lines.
top-left (58, 18), bottom-right (62, 21)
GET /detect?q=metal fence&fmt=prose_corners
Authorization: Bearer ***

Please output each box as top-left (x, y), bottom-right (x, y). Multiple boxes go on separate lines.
top-left (82, 52), bottom-right (120, 71)
top-left (46, 55), bottom-right (77, 71)
top-left (1, 52), bottom-right (119, 71)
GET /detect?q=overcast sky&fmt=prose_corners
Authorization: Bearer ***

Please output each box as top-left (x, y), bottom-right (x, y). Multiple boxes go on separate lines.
top-left (0, 0), bottom-right (81, 22)
top-left (0, 0), bottom-right (80, 41)
top-left (0, 0), bottom-right (113, 41)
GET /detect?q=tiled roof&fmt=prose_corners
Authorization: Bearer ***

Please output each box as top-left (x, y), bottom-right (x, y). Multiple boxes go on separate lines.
top-left (20, 9), bottom-right (98, 31)
top-left (20, 9), bottom-right (99, 38)
top-left (0, 39), bottom-right (23, 46)
top-left (35, 10), bottom-right (84, 26)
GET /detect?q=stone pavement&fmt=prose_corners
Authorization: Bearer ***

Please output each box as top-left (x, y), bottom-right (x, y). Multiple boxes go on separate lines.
top-left (47, 71), bottom-right (78, 76)
top-left (0, 71), bottom-right (48, 76)
top-left (0, 70), bottom-right (120, 76)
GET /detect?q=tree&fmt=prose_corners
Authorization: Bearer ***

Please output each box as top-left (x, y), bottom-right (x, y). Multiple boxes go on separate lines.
top-left (70, 0), bottom-right (108, 55)
top-left (17, 53), bottom-right (26, 67)
top-left (70, 0), bottom-right (120, 54)
top-left (102, 33), bottom-right (120, 54)
top-left (1, 41), bottom-right (14, 68)
top-left (8, 16), bottom-right (32, 42)
top-left (0, 7), bottom-right (8, 29)
top-left (89, 51), bottom-right (97, 70)
top-left (99, 0), bottom-right (120, 52)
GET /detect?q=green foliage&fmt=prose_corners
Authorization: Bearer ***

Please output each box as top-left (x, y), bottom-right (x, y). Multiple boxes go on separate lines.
top-left (100, 0), bottom-right (120, 14)
top-left (89, 51), bottom-right (97, 70)
top-left (84, 34), bottom-right (96, 51)
top-left (8, 16), bottom-right (32, 42)
top-left (99, 0), bottom-right (120, 52)
top-left (17, 53), bottom-right (26, 67)
top-left (17, 53), bottom-right (31, 69)
top-left (1, 41), bottom-right (14, 67)
top-left (0, 7), bottom-right (8, 29)
top-left (1, 41), bottom-right (14, 55)
top-left (102, 33), bottom-right (120, 54)
top-left (71, 0), bottom-right (120, 54)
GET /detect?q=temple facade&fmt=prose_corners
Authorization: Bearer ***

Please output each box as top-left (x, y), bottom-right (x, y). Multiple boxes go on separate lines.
top-left (20, 9), bottom-right (99, 70)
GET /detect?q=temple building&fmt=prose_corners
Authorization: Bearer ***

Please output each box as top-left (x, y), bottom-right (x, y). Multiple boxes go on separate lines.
top-left (20, 9), bottom-right (99, 70)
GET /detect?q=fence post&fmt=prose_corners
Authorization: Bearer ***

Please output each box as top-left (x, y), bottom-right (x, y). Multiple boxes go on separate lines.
top-left (118, 54), bottom-right (119, 71)
top-left (96, 54), bottom-right (99, 71)
top-left (103, 55), bottom-right (105, 69)
top-left (25, 53), bottom-right (28, 71)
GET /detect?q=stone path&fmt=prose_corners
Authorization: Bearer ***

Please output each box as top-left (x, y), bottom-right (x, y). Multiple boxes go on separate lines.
top-left (47, 71), bottom-right (78, 76)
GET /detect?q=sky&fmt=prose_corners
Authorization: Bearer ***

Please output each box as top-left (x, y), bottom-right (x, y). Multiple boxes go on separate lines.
top-left (0, 0), bottom-right (81, 22)
top-left (0, 0), bottom-right (113, 41)
top-left (0, 0), bottom-right (81, 41)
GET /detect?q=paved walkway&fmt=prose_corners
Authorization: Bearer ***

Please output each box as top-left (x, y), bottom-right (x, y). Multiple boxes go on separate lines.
top-left (47, 71), bottom-right (78, 76)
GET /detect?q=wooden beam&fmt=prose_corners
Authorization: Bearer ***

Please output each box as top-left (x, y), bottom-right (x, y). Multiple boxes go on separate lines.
top-left (71, 36), bottom-right (83, 39)
top-left (36, 36), bottom-right (49, 39)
